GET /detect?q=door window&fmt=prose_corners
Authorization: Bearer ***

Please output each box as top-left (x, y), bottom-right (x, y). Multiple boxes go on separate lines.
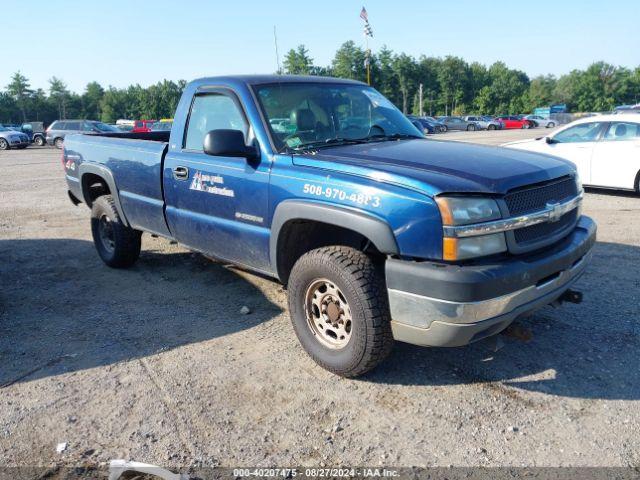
top-left (553, 122), bottom-right (604, 143)
top-left (603, 122), bottom-right (640, 141)
top-left (184, 93), bottom-right (247, 151)
top-left (65, 121), bottom-right (81, 131)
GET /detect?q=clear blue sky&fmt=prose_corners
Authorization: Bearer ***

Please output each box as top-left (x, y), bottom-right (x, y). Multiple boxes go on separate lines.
top-left (3, 0), bottom-right (638, 93)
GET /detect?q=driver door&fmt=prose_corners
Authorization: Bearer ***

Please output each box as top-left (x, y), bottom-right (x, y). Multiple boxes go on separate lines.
top-left (163, 89), bottom-right (272, 271)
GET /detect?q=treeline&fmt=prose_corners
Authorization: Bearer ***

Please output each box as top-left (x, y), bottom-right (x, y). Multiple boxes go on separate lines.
top-left (284, 42), bottom-right (640, 115)
top-left (0, 74), bottom-right (186, 125)
top-left (1, 41), bottom-right (639, 125)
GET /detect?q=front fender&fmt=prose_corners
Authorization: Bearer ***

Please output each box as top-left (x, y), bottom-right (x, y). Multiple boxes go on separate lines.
top-left (270, 199), bottom-right (399, 274)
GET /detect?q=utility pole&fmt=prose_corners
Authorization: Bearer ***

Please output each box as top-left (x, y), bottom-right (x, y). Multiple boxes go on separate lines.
top-left (273, 26), bottom-right (281, 74)
top-left (419, 83), bottom-right (424, 117)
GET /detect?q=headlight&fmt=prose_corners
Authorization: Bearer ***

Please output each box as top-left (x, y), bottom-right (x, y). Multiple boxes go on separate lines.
top-left (436, 196), bottom-right (507, 261)
top-left (435, 196), bottom-right (501, 225)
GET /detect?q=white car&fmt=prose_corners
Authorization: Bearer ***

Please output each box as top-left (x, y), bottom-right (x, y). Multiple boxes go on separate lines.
top-left (503, 114), bottom-right (640, 192)
top-left (524, 115), bottom-right (558, 128)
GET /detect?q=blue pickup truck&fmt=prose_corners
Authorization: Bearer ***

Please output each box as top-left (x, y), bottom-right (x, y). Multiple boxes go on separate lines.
top-left (63, 75), bottom-right (596, 377)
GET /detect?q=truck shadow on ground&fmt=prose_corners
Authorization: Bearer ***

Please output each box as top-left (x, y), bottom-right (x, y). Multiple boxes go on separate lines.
top-left (368, 240), bottom-right (640, 401)
top-left (0, 238), bottom-right (282, 387)
top-left (0, 239), bottom-right (638, 401)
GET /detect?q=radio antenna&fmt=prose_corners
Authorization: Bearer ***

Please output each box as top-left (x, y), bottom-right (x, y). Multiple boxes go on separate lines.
top-left (273, 26), bottom-right (282, 74)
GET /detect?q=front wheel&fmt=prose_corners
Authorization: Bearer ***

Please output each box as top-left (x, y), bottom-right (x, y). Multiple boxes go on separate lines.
top-left (547, 122), bottom-right (556, 128)
top-left (54, 137), bottom-right (64, 149)
top-left (522, 122), bottom-right (531, 129)
top-left (467, 124), bottom-right (476, 131)
top-left (488, 124), bottom-right (496, 130)
top-left (0, 138), bottom-right (9, 150)
top-left (91, 195), bottom-right (142, 268)
top-left (287, 246), bottom-right (394, 377)
top-left (34, 136), bottom-right (45, 146)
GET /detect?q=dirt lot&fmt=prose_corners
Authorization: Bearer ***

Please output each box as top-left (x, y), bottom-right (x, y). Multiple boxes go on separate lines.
top-left (1, 131), bottom-right (639, 470)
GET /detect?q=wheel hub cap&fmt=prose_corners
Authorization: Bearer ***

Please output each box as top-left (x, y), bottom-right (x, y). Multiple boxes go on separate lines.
top-left (305, 279), bottom-right (353, 349)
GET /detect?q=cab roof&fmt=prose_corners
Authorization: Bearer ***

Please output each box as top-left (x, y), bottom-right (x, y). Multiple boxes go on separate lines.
top-left (191, 75), bottom-right (367, 86)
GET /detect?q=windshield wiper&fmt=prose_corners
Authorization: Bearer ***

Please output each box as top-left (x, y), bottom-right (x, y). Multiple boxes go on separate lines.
top-left (292, 137), bottom-right (368, 151)
top-left (361, 133), bottom-right (423, 143)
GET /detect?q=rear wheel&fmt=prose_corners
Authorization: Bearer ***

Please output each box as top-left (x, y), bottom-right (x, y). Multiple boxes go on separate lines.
top-left (547, 122), bottom-right (556, 128)
top-left (467, 124), bottom-right (476, 131)
top-left (34, 136), bottom-right (45, 146)
top-left (488, 124), bottom-right (496, 131)
top-left (54, 137), bottom-right (64, 149)
top-left (91, 195), bottom-right (142, 268)
top-left (522, 122), bottom-right (531, 129)
top-left (287, 246), bottom-right (393, 377)
top-left (0, 138), bottom-right (8, 150)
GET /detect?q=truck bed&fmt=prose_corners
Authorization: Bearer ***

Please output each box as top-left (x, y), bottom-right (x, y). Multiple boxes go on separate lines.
top-left (63, 132), bottom-right (171, 236)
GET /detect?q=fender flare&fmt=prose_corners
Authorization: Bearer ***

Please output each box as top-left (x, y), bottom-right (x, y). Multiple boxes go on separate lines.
top-left (78, 163), bottom-right (130, 226)
top-left (270, 199), bottom-right (398, 275)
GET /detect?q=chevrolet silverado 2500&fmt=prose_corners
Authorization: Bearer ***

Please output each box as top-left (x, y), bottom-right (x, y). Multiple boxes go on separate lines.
top-left (63, 75), bottom-right (596, 377)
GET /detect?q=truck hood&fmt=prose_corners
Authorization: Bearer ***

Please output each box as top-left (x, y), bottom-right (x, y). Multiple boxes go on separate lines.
top-left (292, 139), bottom-right (575, 196)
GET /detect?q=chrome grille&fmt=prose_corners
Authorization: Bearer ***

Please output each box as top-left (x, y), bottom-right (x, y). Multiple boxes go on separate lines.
top-left (505, 176), bottom-right (578, 216)
top-left (514, 209), bottom-right (578, 245)
top-left (505, 176), bottom-right (580, 250)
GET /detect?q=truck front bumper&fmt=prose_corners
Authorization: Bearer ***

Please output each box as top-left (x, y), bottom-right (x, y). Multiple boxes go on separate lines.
top-left (386, 216), bottom-right (596, 347)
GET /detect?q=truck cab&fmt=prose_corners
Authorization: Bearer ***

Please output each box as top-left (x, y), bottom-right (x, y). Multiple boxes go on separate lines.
top-left (62, 75), bottom-right (596, 377)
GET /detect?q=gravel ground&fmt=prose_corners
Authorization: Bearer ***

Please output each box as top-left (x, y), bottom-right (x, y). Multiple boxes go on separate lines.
top-left (0, 136), bottom-right (639, 471)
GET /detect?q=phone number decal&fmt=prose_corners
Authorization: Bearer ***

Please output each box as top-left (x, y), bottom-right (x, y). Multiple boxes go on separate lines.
top-left (303, 183), bottom-right (381, 208)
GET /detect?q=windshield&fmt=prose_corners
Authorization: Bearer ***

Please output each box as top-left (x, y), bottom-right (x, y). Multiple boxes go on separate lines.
top-left (254, 82), bottom-right (422, 151)
top-left (91, 122), bottom-right (119, 132)
top-left (0, 126), bottom-right (9, 132)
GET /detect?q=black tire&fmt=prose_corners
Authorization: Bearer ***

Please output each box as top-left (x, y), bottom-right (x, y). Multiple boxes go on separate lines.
top-left (522, 122), bottom-right (531, 129)
top-left (488, 124), bottom-right (496, 131)
top-left (547, 122), bottom-right (555, 128)
top-left (467, 124), bottom-right (476, 131)
top-left (0, 138), bottom-right (9, 150)
top-left (287, 246), bottom-right (394, 377)
top-left (441, 125), bottom-right (448, 132)
top-left (34, 136), bottom-right (45, 146)
top-left (54, 137), bottom-right (64, 149)
top-left (91, 195), bottom-right (141, 268)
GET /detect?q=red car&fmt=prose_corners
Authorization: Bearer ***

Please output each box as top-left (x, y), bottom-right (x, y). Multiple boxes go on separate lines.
top-left (131, 119), bottom-right (157, 133)
top-left (494, 116), bottom-right (533, 129)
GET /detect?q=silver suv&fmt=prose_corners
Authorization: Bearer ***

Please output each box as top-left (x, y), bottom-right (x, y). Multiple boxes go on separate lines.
top-left (46, 120), bottom-right (119, 148)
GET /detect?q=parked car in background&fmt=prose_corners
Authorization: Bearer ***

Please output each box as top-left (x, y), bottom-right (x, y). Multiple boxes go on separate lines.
top-left (46, 120), bottom-right (120, 148)
top-left (421, 116), bottom-right (446, 132)
top-left (463, 115), bottom-right (502, 130)
top-left (0, 125), bottom-right (30, 150)
top-left (437, 116), bottom-right (480, 131)
top-left (503, 114), bottom-right (640, 192)
top-left (151, 119), bottom-right (173, 131)
top-left (20, 122), bottom-right (47, 146)
top-left (407, 116), bottom-right (438, 134)
top-left (494, 115), bottom-right (534, 129)
top-left (131, 119), bottom-right (157, 133)
top-left (524, 115), bottom-right (558, 128)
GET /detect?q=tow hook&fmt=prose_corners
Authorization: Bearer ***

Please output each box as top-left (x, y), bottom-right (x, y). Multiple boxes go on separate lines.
top-left (552, 289), bottom-right (583, 307)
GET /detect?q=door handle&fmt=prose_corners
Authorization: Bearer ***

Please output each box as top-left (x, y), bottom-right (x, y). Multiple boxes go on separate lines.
top-left (173, 166), bottom-right (189, 180)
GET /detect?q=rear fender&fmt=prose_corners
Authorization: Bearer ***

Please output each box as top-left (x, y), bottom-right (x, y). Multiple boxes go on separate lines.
top-left (78, 163), bottom-right (130, 227)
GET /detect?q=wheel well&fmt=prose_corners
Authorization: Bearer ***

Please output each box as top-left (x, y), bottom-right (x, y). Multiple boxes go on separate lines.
top-left (635, 169), bottom-right (640, 193)
top-left (276, 220), bottom-right (382, 284)
top-left (81, 173), bottom-right (111, 207)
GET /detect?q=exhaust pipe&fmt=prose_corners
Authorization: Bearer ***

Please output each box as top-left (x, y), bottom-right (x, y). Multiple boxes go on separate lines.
top-left (552, 289), bottom-right (583, 307)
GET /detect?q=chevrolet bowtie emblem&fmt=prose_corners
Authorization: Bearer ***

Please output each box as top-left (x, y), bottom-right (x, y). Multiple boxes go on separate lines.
top-left (546, 201), bottom-right (563, 222)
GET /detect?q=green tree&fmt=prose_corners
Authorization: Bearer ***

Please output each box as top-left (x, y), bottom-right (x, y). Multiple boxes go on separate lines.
top-left (82, 82), bottom-right (104, 119)
top-left (283, 45), bottom-right (314, 75)
top-left (331, 41), bottom-right (367, 82)
top-left (6, 71), bottom-right (33, 122)
top-left (49, 77), bottom-right (71, 119)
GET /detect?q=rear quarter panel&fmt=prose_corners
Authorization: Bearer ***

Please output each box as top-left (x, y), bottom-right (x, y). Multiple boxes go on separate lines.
top-left (63, 134), bottom-right (170, 236)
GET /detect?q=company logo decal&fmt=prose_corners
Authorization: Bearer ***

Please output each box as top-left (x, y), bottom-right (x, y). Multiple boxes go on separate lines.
top-left (189, 171), bottom-right (235, 197)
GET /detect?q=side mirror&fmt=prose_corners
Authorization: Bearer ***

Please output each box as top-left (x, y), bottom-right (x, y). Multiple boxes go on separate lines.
top-left (203, 129), bottom-right (258, 160)
top-left (545, 136), bottom-right (557, 144)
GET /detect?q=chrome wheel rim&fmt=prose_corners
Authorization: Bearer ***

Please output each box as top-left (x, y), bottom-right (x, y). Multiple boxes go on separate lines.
top-left (304, 278), bottom-right (353, 350)
top-left (98, 214), bottom-right (115, 253)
